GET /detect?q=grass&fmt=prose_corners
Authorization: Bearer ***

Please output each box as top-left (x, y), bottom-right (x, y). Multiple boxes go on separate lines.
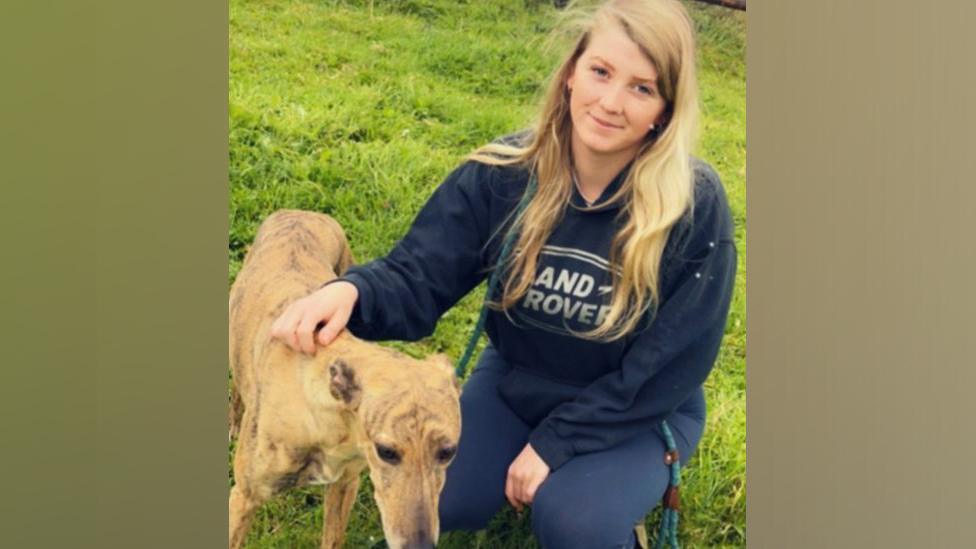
top-left (229, 0), bottom-right (746, 546)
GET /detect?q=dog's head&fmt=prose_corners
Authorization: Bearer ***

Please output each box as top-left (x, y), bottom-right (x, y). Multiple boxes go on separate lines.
top-left (328, 351), bottom-right (461, 549)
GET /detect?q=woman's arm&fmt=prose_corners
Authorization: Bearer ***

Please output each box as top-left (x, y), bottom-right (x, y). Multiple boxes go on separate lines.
top-left (336, 160), bottom-right (498, 341)
top-left (271, 160), bottom-right (499, 352)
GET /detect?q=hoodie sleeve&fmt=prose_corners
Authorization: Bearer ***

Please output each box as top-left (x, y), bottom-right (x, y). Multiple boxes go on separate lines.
top-left (528, 166), bottom-right (738, 470)
top-left (334, 160), bottom-right (497, 341)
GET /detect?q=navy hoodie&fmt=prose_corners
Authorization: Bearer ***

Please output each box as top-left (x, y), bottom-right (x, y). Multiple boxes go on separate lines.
top-left (336, 152), bottom-right (737, 470)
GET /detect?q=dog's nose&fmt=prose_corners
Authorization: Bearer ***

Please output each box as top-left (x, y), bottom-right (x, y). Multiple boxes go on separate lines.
top-left (404, 533), bottom-right (435, 549)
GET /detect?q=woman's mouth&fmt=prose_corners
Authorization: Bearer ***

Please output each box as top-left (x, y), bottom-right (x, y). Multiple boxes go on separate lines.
top-left (588, 113), bottom-right (621, 130)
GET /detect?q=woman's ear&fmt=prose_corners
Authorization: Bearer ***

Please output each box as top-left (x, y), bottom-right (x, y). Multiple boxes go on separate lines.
top-left (654, 108), bottom-right (673, 131)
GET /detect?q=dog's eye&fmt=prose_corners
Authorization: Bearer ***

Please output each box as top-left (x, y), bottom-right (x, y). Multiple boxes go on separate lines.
top-left (375, 444), bottom-right (401, 465)
top-left (435, 446), bottom-right (457, 464)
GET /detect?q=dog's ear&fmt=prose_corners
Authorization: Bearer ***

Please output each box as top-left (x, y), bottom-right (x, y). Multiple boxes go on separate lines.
top-left (431, 353), bottom-right (462, 395)
top-left (329, 359), bottom-right (361, 408)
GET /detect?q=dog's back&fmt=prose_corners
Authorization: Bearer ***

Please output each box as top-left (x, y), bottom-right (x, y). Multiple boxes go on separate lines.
top-left (228, 209), bottom-right (353, 436)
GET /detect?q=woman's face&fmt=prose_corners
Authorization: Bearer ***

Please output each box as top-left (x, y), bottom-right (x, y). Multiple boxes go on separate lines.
top-left (566, 23), bottom-right (668, 163)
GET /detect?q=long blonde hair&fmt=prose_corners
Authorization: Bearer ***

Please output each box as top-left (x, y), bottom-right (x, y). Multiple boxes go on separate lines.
top-left (471, 0), bottom-right (700, 341)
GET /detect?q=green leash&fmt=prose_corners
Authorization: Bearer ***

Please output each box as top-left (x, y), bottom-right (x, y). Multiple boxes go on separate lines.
top-left (453, 174), bottom-right (683, 549)
top-left (654, 421), bottom-right (681, 549)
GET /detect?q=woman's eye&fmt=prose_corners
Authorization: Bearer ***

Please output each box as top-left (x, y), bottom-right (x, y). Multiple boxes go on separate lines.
top-left (591, 66), bottom-right (609, 77)
top-left (636, 84), bottom-right (655, 96)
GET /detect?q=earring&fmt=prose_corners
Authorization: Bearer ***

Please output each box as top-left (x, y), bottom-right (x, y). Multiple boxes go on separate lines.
top-left (648, 123), bottom-right (655, 130)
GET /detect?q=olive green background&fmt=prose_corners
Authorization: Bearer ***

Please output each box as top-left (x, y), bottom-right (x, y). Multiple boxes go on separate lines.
top-left (4, 0), bottom-right (976, 547)
top-left (2, 0), bottom-right (228, 547)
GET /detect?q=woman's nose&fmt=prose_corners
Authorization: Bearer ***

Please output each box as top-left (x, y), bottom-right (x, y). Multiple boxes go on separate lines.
top-left (598, 86), bottom-right (625, 115)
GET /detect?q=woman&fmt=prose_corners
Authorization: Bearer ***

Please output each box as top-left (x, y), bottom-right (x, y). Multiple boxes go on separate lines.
top-left (271, 0), bottom-right (736, 547)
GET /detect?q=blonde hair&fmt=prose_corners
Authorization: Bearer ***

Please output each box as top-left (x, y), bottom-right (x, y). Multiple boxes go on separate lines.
top-left (470, 0), bottom-right (700, 341)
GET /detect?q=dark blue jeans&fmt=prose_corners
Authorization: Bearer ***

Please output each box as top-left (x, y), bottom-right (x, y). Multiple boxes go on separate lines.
top-left (438, 346), bottom-right (706, 549)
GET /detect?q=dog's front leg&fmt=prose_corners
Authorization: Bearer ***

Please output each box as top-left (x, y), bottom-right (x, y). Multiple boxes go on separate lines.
top-left (228, 483), bottom-right (264, 549)
top-left (320, 470), bottom-right (362, 549)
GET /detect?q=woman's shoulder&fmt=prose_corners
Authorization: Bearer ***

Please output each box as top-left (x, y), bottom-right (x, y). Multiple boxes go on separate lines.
top-left (690, 157), bottom-right (727, 212)
top-left (492, 129), bottom-right (534, 148)
top-left (438, 154), bottom-right (529, 214)
top-left (454, 156), bottom-right (530, 188)
top-left (689, 158), bottom-right (733, 235)
top-left (449, 132), bottom-right (533, 191)
top-left (654, 158), bottom-right (736, 296)
top-left (666, 158), bottom-right (735, 256)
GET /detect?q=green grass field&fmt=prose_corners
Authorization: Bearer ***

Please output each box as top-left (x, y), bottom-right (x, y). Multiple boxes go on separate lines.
top-left (229, 0), bottom-right (745, 546)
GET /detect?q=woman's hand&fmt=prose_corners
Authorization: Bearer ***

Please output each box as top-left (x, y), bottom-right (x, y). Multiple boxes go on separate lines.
top-left (505, 443), bottom-right (550, 513)
top-left (269, 281), bottom-right (359, 355)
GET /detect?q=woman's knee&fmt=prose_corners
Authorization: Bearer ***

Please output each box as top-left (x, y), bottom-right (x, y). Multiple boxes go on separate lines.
top-left (531, 488), bottom-right (635, 549)
top-left (438, 492), bottom-right (498, 533)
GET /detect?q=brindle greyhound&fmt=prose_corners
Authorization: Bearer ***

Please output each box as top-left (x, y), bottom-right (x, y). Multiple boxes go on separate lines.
top-left (229, 210), bottom-right (461, 549)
